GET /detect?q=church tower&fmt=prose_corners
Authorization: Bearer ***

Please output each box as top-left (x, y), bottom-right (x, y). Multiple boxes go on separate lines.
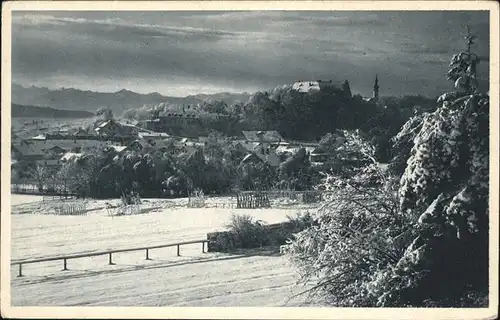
top-left (372, 75), bottom-right (379, 101)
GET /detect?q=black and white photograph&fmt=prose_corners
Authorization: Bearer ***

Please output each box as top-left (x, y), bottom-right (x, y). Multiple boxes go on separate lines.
top-left (1, 1), bottom-right (498, 319)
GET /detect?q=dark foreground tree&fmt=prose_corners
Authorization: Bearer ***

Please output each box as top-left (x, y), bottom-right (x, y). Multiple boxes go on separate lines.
top-left (283, 26), bottom-right (489, 307)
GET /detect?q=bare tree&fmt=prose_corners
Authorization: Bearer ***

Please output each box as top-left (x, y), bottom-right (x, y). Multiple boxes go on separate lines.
top-left (29, 164), bottom-right (48, 192)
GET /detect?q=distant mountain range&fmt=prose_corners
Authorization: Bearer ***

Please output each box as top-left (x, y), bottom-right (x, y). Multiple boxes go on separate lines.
top-left (12, 103), bottom-right (95, 118)
top-left (12, 84), bottom-right (252, 114)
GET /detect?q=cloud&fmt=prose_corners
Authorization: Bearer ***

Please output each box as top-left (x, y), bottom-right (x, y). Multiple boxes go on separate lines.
top-left (11, 11), bottom-right (490, 97)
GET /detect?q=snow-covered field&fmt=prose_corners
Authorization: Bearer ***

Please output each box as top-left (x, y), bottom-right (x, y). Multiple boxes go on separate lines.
top-left (10, 194), bottom-right (319, 306)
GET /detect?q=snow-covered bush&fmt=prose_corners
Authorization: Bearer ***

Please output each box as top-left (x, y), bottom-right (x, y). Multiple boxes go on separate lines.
top-left (377, 28), bottom-right (489, 306)
top-left (388, 112), bottom-right (426, 176)
top-left (394, 93), bottom-right (489, 305)
top-left (282, 170), bottom-right (412, 306)
top-left (226, 214), bottom-right (269, 248)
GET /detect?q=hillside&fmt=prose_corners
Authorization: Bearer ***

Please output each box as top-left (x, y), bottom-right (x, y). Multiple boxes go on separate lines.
top-left (11, 103), bottom-right (95, 118)
top-left (12, 84), bottom-right (252, 114)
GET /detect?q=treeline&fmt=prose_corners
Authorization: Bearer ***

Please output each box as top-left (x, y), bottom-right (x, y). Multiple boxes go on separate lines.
top-left (122, 85), bottom-right (437, 162)
top-left (237, 88), bottom-right (437, 162)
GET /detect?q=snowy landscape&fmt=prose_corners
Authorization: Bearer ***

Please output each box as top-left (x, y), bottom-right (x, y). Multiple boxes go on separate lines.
top-left (4, 7), bottom-right (495, 317)
top-left (10, 194), bottom-right (318, 306)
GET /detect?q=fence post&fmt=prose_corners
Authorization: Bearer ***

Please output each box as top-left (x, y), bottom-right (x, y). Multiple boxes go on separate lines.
top-left (62, 258), bottom-right (68, 271)
top-left (145, 248), bottom-right (151, 260)
top-left (18, 264), bottom-right (23, 277)
top-left (201, 242), bottom-right (205, 253)
top-left (108, 252), bottom-right (114, 265)
top-left (177, 244), bottom-right (180, 256)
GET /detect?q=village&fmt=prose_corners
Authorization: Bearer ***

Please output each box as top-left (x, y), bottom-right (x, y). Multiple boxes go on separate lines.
top-left (10, 80), bottom-right (355, 194)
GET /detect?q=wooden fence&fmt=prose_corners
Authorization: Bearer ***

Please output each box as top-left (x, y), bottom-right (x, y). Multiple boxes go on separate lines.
top-left (235, 190), bottom-right (325, 208)
top-left (11, 183), bottom-right (73, 197)
top-left (236, 192), bottom-right (271, 209)
top-left (11, 239), bottom-right (209, 277)
top-left (187, 190), bottom-right (205, 208)
top-left (53, 200), bottom-right (88, 216)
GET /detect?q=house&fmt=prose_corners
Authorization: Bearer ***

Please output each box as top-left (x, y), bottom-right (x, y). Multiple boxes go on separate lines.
top-left (128, 138), bottom-right (175, 154)
top-left (120, 123), bottom-right (141, 135)
top-left (233, 140), bottom-right (281, 167)
top-left (128, 140), bottom-right (143, 151)
top-left (143, 115), bottom-right (208, 138)
top-left (45, 145), bottom-right (68, 157)
top-left (158, 111), bottom-right (200, 124)
top-left (240, 153), bottom-right (264, 166)
top-left (32, 134), bottom-right (46, 141)
top-left (12, 136), bottom-right (110, 167)
top-left (309, 146), bottom-right (328, 164)
top-left (275, 145), bottom-right (301, 157)
top-left (108, 145), bottom-right (129, 154)
top-left (60, 152), bottom-right (84, 163)
top-left (142, 119), bottom-right (161, 132)
top-left (74, 128), bottom-right (89, 137)
top-left (138, 131), bottom-right (170, 140)
top-left (233, 141), bottom-right (259, 153)
top-left (154, 139), bottom-right (176, 153)
top-left (239, 151), bottom-right (281, 168)
top-left (241, 131), bottom-right (283, 143)
top-left (255, 150), bottom-right (280, 167)
top-left (95, 120), bottom-right (123, 136)
top-left (34, 159), bottom-right (61, 168)
top-left (12, 140), bottom-right (47, 162)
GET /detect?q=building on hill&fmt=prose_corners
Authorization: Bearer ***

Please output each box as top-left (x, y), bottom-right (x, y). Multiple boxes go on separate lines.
top-left (142, 110), bottom-right (234, 138)
top-left (292, 80), bottom-right (337, 93)
top-left (141, 112), bottom-right (208, 138)
top-left (157, 111), bottom-right (201, 126)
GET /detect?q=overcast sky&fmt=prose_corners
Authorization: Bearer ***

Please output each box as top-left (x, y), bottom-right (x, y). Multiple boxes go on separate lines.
top-left (12, 11), bottom-right (489, 97)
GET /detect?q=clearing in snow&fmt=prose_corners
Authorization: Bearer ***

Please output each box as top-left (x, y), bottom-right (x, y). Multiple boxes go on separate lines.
top-left (10, 195), bottom-right (319, 306)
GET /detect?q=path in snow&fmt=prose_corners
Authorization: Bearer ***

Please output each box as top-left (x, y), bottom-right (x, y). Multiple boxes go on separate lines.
top-left (11, 247), bottom-right (314, 307)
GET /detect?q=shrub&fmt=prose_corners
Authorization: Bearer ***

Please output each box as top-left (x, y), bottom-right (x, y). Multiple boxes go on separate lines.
top-left (271, 212), bottom-right (317, 246)
top-left (282, 172), bottom-right (414, 306)
top-left (286, 211), bottom-right (315, 230)
top-left (121, 191), bottom-right (141, 205)
top-left (226, 214), bottom-right (269, 248)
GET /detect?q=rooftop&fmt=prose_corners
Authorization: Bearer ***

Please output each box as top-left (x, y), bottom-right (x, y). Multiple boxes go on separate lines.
top-left (60, 152), bottom-right (83, 162)
top-left (109, 145), bottom-right (128, 153)
top-left (241, 130), bottom-right (283, 142)
top-left (292, 80), bottom-right (336, 93)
